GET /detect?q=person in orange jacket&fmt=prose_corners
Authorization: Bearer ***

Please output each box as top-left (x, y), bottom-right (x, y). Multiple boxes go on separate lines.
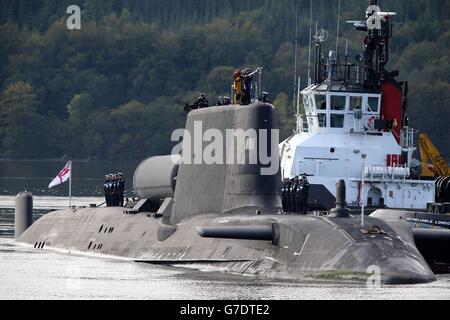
top-left (232, 69), bottom-right (243, 104)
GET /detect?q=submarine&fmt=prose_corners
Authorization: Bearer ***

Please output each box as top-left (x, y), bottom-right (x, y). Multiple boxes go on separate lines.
top-left (15, 0), bottom-right (450, 285)
top-left (17, 101), bottom-right (438, 284)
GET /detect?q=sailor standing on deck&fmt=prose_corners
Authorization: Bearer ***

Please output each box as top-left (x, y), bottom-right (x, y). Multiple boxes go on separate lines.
top-left (104, 175), bottom-right (111, 207)
top-left (114, 173), bottom-right (119, 207)
top-left (284, 178), bottom-right (291, 212)
top-left (301, 175), bottom-right (310, 215)
top-left (281, 178), bottom-right (287, 212)
top-left (285, 178), bottom-right (291, 212)
top-left (110, 174), bottom-right (118, 206)
top-left (196, 93), bottom-right (209, 108)
top-left (118, 173), bottom-right (125, 207)
top-left (289, 177), bottom-right (298, 213)
top-left (241, 68), bottom-right (253, 105)
top-left (295, 177), bottom-right (304, 214)
top-left (293, 177), bottom-right (301, 213)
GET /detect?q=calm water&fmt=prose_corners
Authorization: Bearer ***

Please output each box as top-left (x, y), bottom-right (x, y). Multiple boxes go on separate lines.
top-left (0, 159), bottom-right (138, 198)
top-left (1, 160), bottom-right (450, 300)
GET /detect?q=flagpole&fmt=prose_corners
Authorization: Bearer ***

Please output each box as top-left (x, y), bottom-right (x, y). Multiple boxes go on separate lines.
top-left (69, 160), bottom-right (72, 208)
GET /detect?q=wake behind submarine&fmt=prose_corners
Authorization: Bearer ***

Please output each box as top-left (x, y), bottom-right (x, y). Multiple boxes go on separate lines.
top-left (17, 101), bottom-right (436, 284)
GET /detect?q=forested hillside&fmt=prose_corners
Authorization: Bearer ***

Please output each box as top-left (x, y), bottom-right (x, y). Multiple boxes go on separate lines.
top-left (0, 0), bottom-right (449, 160)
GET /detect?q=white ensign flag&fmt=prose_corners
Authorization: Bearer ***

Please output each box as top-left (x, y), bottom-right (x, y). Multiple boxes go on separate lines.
top-left (48, 161), bottom-right (72, 188)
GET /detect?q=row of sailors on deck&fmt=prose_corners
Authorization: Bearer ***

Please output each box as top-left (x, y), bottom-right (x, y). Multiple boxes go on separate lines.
top-left (104, 173), bottom-right (125, 207)
top-left (282, 176), bottom-right (310, 214)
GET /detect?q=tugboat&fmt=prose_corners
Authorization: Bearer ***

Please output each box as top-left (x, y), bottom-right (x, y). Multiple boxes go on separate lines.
top-left (280, 0), bottom-right (436, 212)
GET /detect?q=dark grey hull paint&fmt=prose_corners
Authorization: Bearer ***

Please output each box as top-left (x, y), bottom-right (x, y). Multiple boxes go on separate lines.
top-left (371, 209), bottom-right (450, 273)
top-left (19, 207), bottom-right (435, 284)
top-left (16, 103), bottom-right (436, 285)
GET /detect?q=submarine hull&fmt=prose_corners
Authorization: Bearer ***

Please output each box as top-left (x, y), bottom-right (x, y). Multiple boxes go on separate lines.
top-left (17, 102), bottom-right (436, 284)
top-left (371, 209), bottom-right (450, 274)
top-left (18, 207), bottom-right (435, 284)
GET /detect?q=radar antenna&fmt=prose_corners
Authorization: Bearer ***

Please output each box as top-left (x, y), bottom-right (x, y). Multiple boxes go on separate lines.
top-left (313, 27), bottom-right (328, 83)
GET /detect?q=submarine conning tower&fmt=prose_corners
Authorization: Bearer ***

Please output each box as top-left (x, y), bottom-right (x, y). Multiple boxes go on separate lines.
top-left (170, 102), bottom-right (282, 224)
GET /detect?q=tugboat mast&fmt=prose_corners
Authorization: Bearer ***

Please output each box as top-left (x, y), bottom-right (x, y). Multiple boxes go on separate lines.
top-left (281, 1), bottom-right (435, 212)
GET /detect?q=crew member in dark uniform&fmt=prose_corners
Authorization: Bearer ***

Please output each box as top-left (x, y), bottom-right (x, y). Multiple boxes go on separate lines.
top-left (217, 96), bottom-right (231, 106)
top-left (111, 174), bottom-right (118, 206)
top-left (184, 93), bottom-right (209, 113)
top-left (241, 68), bottom-right (253, 105)
top-left (281, 178), bottom-right (289, 212)
top-left (285, 178), bottom-right (291, 212)
top-left (284, 178), bottom-right (291, 212)
top-left (261, 91), bottom-right (270, 103)
top-left (104, 175), bottom-right (111, 206)
top-left (118, 172), bottom-right (125, 207)
top-left (289, 177), bottom-right (298, 213)
top-left (222, 96), bottom-right (231, 105)
top-left (196, 93), bottom-right (209, 108)
top-left (295, 177), bottom-right (304, 214)
top-left (301, 175), bottom-right (310, 214)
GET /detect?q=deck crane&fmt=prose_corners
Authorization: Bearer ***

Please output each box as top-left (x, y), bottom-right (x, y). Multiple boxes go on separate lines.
top-left (418, 133), bottom-right (449, 177)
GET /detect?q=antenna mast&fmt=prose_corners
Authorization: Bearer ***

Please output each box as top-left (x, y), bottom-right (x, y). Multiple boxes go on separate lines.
top-left (293, 0), bottom-right (299, 107)
top-left (336, 0), bottom-right (341, 55)
top-left (307, 0), bottom-right (313, 86)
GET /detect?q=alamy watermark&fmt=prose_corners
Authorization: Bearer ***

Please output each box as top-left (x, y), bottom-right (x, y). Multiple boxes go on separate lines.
top-left (366, 5), bottom-right (397, 30)
top-left (366, 265), bottom-right (381, 288)
top-left (170, 121), bottom-right (279, 176)
top-left (66, 5), bottom-right (81, 30)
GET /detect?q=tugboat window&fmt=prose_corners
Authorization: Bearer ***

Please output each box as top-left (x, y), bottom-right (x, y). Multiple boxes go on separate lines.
top-left (350, 96), bottom-right (362, 111)
top-left (330, 96), bottom-right (346, 110)
top-left (368, 97), bottom-right (379, 112)
top-left (315, 94), bottom-right (327, 110)
top-left (331, 114), bottom-right (345, 128)
top-left (318, 114), bottom-right (327, 127)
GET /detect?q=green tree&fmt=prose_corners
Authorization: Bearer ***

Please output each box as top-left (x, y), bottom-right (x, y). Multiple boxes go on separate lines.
top-left (273, 92), bottom-right (296, 140)
top-left (0, 0), bottom-right (448, 160)
top-left (0, 81), bottom-right (45, 158)
top-left (67, 93), bottom-right (96, 120)
top-left (202, 66), bottom-right (234, 97)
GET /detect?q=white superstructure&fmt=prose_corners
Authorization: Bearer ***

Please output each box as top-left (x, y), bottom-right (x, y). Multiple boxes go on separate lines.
top-left (280, 84), bottom-right (434, 209)
top-left (279, 2), bottom-right (435, 210)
